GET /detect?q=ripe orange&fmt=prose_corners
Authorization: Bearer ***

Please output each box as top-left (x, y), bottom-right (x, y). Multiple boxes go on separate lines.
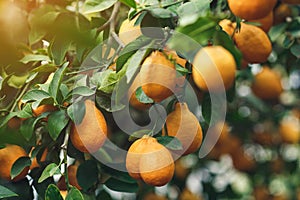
top-left (233, 22), bottom-right (272, 63)
top-left (126, 135), bottom-right (174, 186)
top-left (231, 148), bottom-right (256, 172)
top-left (249, 11), bottom-right (273, 32)
top-left (227, 0), bottom-right (277, 20)
top-left (70, 100), bottom-right (107, 153)
top-left (30, 148), bottom-right (48, 170)
top-left (0, 144), bottom-right (29, 182)
top-left (67, 165), bottom-right (82, 190)
top-left (7, 117), bottom-right (24, 129)
top-left (60, 190), bottom-right (67, 199)
top-left (179, 189), bottom-right (203, 200)
top-left (274, 4), bottom-right (292, 25)
top-left (174, 159), bottom-right (190, 180)
top-left (32, 104), bottom-right (58, 117)
top-left (279, 115), bottom-right (300, 143)
top-left (140, 51), bottom-right (177, 102)
top-left (162, 102), bottom-right (203, 155)
top-left (217, 135), bottom-right (242, 156)
top-left (253, 186), bottom-right (269, 200)
top-left (251, 67), bottom-right (283, 100)
top-left (119, 16), bottom-right (142, 45)
top-left (212, 122), bottom-right (230, 144)
top-left (219, 19), bottom-right (235, 36)
top-left (192, 46), bottom-right (236, 91)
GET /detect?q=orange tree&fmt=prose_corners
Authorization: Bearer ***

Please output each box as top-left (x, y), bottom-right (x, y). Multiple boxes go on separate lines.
top-left (0, 0), bottom-right (299, 199)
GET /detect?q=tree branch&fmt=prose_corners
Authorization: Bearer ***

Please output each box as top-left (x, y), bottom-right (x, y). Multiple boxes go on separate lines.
top-left (97, 2), bottom-right (121, 33)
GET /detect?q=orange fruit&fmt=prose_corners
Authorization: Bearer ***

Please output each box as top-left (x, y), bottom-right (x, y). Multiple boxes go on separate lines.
top-left (70, 100), bottom-right (107, 153)
top-left (274, 4), bottom-right (292, 25)
top-left (249, 11), bottom-right (273, 32)
top-left (227, 0), bottom-right (277, 20)
top-left (179, 188), bottom-right (203, 200)
top-left (0, 144), bottom-right (29, 182)
top-left (67, 165), bottom-right (82, 190)
top-left (218, 135), bottom-right (242, 155)
top-left (32, 104), bottom-right (58, 117)
top-left (233, 22), bottom-right (272, 63)
top-left (231, 148), bottom-right (256, 172)
top-left (279, 115), bottom-right (300, 143)
top-left (119, 16), bottom-right (142, 45)
top-left (126, 135), bottom-right (174, 186)
top-left (140, 51), bottom-right (177, 102)
top-left (253, 186), bottom-right (270, 200)
top-left (60, 190), bottom-right (67, 199)
top-left (143, 192), bottom-right (167, 200)
top-left (252, 132), bottom-right (274, 146)
top-left (162, 102), bottom-right (203, 155)
top-left (7, 117), bottom-right (24, 129)
top-left (212, 122), bottom-right (230, 144)
top-left (30, 148), bottom-right (48, 170)
top-left (174, 159), bottom-right (190, 180)
top-left (192, 46), bottom-right (236, 91)
top-left (219, 19), bottom-right (235, 36)
top-left (251, 67), bottom-right (283, 100)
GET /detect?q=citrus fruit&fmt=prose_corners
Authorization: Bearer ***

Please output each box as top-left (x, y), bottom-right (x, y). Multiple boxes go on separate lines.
top-left (126, 135), bottom-right (175, 186)
top-left (70, 100), bottom-right (107, 153)
top-left (219, 19), bottom-right (235, 36)
top-left (251, 67), bottom-right (283, 100)
top-left (192, 46), bottom-right (236, 91)
top-left (57, 165), bottom-right (82, 190)
top-left (179, 188), bottom-right (203, 200)
top-left (162, 102), bottom-right (203, 155)
top-left (32, 104), bottom-right (58, 117)
top-left (30, 148), bottom-right (48, 170)
top-left (119, 16), bottom-right (142, 45)
top-left (212, 122), bottom-right (230, 144)
top-left (231, 148), bottom-right (256, 172)
top-left (249, 11), bottom-right (273, 32)
top-left (227, 0), bottom-right (277, 20)
top-left (253, 186), bottom-right (269, 200)
top-left (7, 117), bottom-right (23, 129)
top-left (140, 51), bottom-right (177, 102)
top-left (274, 4), bottom-right (292, 24)
top-left (233, 22), bottom-right (272, 63)
top-left (279, 115), bottom-right (300, 143)
top-left (0, 144), bottom-right (29, 182)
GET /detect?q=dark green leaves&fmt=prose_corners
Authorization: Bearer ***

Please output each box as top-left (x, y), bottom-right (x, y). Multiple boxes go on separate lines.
top-left (67, 101), bottom-right (86, 124)
top-left (38, 163), bottom-right (61, 183)
top-left (11, 157), bottom-right (31, 180)
top-left (45, 184), bottom-right (63, 200)
top-left (47, 110), bottom-right (69, 141)
top-left (20, 54), bottom-right (51, 64)
top-left (291, 44), bottom-right (300, 58)
top-left (104, 178), bottom-right (139, 193)
top-left (0, 185), bottom-right (18, 198)
top-left (49, 62), bottom-right (69, 103)
top-left (66, 187), bottom-right (84, 200)
top-left (157, 136), bottom-right (183, 150)
top-left (119, 0), bottom-right (136, 8)
top-left (77, 160), bottom-right (99, 190)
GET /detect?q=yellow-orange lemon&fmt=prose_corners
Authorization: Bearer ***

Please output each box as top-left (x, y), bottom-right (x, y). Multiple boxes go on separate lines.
top-left (140, 51), bottom-right (177, 102)
top-left (192, 46), bottom-right (236, 91)
top-left (251, 67), bottom-right (283, 100)
top-left (0, 144), bottom-right (29, 182)
top-left (126, 135), bottom-right (174, 186)
top-left (119, 16), bottom-right (142, 45)
top-left (279, 116), bottom-right (300, 143)
top-left (233, 22), bottom-right (272, 63)
top-left (162, 102), bottom-right (203, 155)
top-left (227, 0), bottom-right (277, 20)
top-left (70, 100), bottom-right (107, 153)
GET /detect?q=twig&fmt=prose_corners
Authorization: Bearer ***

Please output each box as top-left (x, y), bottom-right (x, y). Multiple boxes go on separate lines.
top-left (111, 32), bottom-right (125, 48)
top-left (9, 83), bottom-right (30, 112)
top-left (97, 2), bottom-right (121, 33)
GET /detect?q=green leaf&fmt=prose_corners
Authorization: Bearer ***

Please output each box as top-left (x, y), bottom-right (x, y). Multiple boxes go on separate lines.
top-left (67, 101), bottom-right (86, 124)
top-left (20, 54), bottom-right (51, 64)
top-left (269, 23), bottom-right (288, 42)
top-left (21, 89), bottom-right (51, 104)
top-left (157, 136), bottom-right (183, 150)
top-left (11, 157), bottom-right (31, 180)
top-left (291, 44), bottom-right (300, 58)
top-left (149, 8), bottom-right (174, 18)
top-left (0, 185), bottom-right (18, 198)
top-left (31, 64), bottom-right (58, 73)
top-left (65, 86), bottom-right (95, 101)
top-left (17, 104), bottom-right (33, 119)
top-left (119, 0), bottom-right (136, 8)
top-left (104, 178), bottom-right (139, 193)
top-left (20, 116), bottom-right (47, 141)
top-left (95, 91), bottom-right (125, 112)
top-left (116, 35), bottom-right (152, 72)
top-left (77, 160), bottom-right (99, 190)
top-left (47, 110), bottom-right (69, 141)
top-left (49, 62), bottom-right (69, 103)
top-left (125, 48), bottom-right (151, 84)
top-left (135, 87), bottom-right (154, 104)
top-left (128, 129), bottom-right (151, 142)
top-left (45, 184), bottom-right (63, 200)
top-left (49, 37), bottom-right (72, 66)
top-left (91, 70), bottom-right (119, 94)
top-left (65, 187), bottom-right (84, 200)
top-left (38, 163), bottom-right (61, 183)
top-left (102, 165), bottom-right (137, 184)
top-left (175, 63), bottom-right (190, 75)
top-left (96, 190), bottom-right (112, 200)
top-left (83, 0), bottom-right (117, 14)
